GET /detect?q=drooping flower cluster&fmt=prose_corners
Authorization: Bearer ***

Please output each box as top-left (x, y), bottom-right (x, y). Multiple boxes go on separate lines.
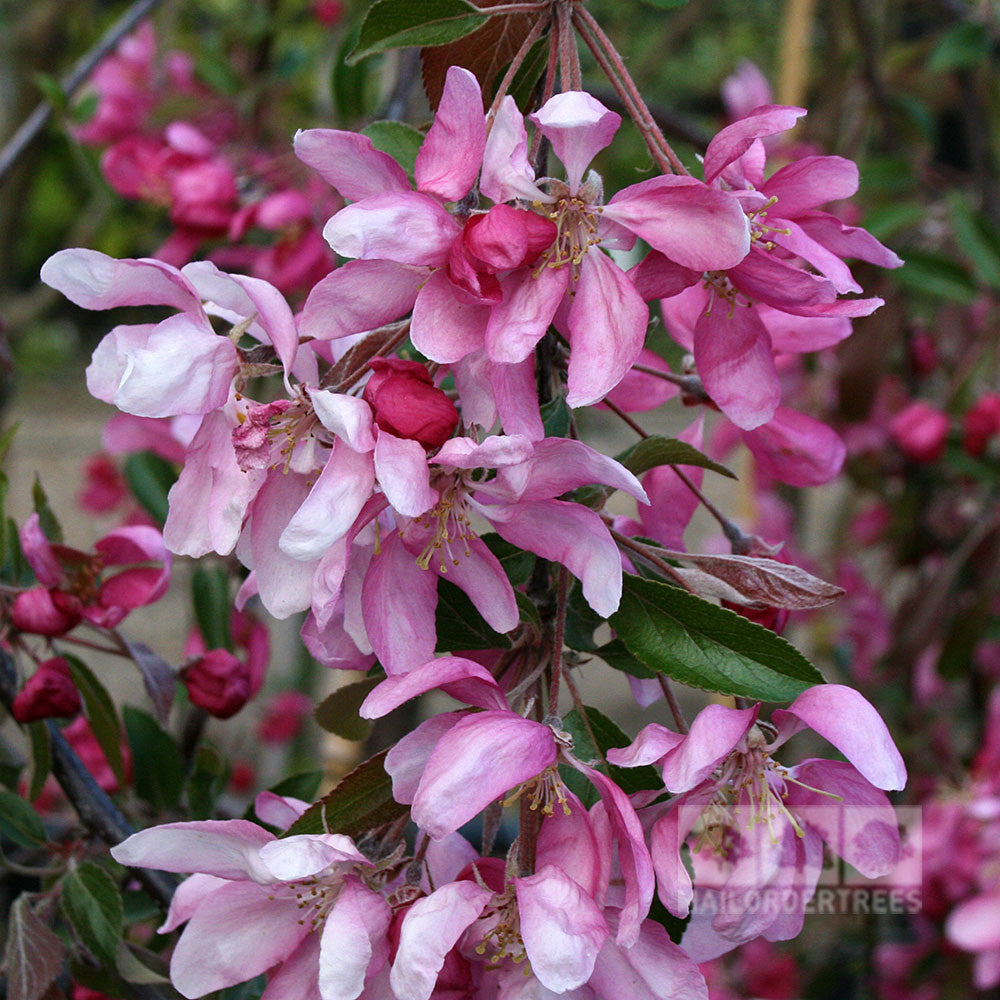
top-left (30, 37), bottom-right (912, 1000)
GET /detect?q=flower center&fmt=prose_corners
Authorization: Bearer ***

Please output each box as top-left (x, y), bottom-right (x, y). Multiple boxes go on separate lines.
top-left (746, 194), bottom-right (790, 250)
top-left (502, 765), bottom-right (572, 817)
top-left (276, 871), bottom-right (346, 933)
top-left (535, 195), bottom-right (603, 283)
top-left (413, 481), bottom-right (475, 573)
top-left (474, 886), bottom-right (528, 968)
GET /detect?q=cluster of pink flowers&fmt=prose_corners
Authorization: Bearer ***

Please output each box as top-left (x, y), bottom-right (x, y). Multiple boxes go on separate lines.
top-left (35, 46), bottom-right (910, 1000)
top-left (73, 22), bottom-right (336, 295)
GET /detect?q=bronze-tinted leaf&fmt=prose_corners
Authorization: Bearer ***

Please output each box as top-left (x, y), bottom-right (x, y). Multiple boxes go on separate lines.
top-left (422, 0), bottom-right (540, 110)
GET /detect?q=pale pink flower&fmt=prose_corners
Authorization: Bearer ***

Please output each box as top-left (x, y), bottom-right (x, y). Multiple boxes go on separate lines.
top-left (112, 817), bottom-right (391, 1000)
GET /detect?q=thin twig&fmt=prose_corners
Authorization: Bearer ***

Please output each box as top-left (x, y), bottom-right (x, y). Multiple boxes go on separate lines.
top-left (0, 0), bottom-right (167, 186)
top-left (487, 12), bottom-right (551, 122)
top-left (657, 676), bottom-right (688, 734)
top-left (547, 566), bottom-right (569, 712)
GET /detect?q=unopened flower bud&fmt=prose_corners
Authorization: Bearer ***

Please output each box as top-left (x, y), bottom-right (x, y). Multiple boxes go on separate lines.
top-left (10, 587), bottom-right (83, 637)
top-left (889, 401), bottom-right (949, 463)
top-left (182, 649), bottom-right (251, 719)
top-left (258, 691), bottom-right (312, 744)
top-left (963, 393), bottom-right (1000, 457)
top-left (12, 657), bottom-right (82, 723)
top-left (363, 358), bottom-right (458, 448)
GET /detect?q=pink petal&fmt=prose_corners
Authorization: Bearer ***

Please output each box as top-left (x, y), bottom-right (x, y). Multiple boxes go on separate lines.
top-left (415, 66), bottom-right (485, 202)
top-left (636, 416), bottom-right (704, 550)
top-left (258, 835), bottom-right (366, 881)
top-left (530, 91), bottom-right (620, 193)
top-left (489, 498), bottom-right (622, 617)
top-left (571, 763), bottom-right (654, 948)
top-left (771, 218), bottom-right (861, 294)
top-left (254, 791), bottom-right (310, 829)
top-left (307, 389), bottom-right (376, 453)
top-left (158, 873), bottom-right (227, 934)
top-left (481, 96), bottom-right (546, 203)
top-left (946, 893), bottom-right (1000, 952)
top-left (385, 712), bottom-right (465, 804)
top-left (98, 564), bottom-right (170, 611)
top-left (293, 129), bottom-right (410, 201)
top-left (536, 792), bottom-right (610, 903)
top-left (758, 305), bottom-right (851, 353)
top-left (299, 260), bottom-right (425, 341)
top-left (19, 514), bottom-right (62, 586)
top-left (565, 251), bottom-right (649, 408)
top-left (605, 177), bottom-right (750, 271)
top-left (492, 355), bottom-right (544, 440)
top-left (360, 656), bottom-right (508, 719)
top-left (742, 407), bottom-right (845, 486)
top-left (246, 470), bottom-right (319, 619)
top-left (323, 193), bottom-right (461, 267)
top-left (649, 798), bottom-right (703, 918)
top-left (260, 934), bottom-right (321, 1000)
top-left (729, 248), bottom-right (838, 312)
top-left (703, 105), bottom-right (807, 183)
top-left (659, 705), bottom-right (759, 792)
top-left (170, 881), bottom-right (308, 998)
top-left (590, 914), bottom-right (709, 1000)
top-left (485, 266), bottom-right (568, 364)
top-left (659, 283), bottom-right (708, 352)
top-left (693, 303), bottom-right (779, 430)
top-left (374, 431), bottom-right (436, 517)
top-left (163, 410), bottom-right (262, 558)
top-left (770, 684), bottom-right (906, 791)
top-left (410, 271), bottom-right (490, 364)
top-left (361, 530), bottom-right (437, 675)
top-left (437, 533), bottom-right (519, 634)
top-left (628, 252), bottom-right (701, 302)
top-left (516, 866), bottom-right (608, 992)
top-left (110, 819), bottom-right (275, 881)
top-left (761, 155), bottom-right (859, 216)
top-left (784, 759), bottom-right (900, 877)
top-left (181, 263), bottom-right (300, 380)
top-left (87, 317), bottom-right (237, 418)
top-left (606, 723), bottom-right (685, 769)
top-left (412, 711), bottom-right (556, 839)
top-left (279, 441), bottom-right (375, 560)
top-left (434, 434), bottom-right (534, 470)
top-left (796, 211), bottom-right (903, 269)
top-left (390, 881), bottom-right (494, 1000)
top-left (319, 879), bottom-right (392, 1000)
top-left (41, 248), bottom-right (203, 316)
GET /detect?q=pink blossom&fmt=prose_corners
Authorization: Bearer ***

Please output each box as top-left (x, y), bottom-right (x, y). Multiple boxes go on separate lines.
top-left (890, 400), bottom-right (950, 462)
top-left (608, 686), bottom-right (906, 958)
top-left (12, 658), bottom-right (82, 723)
top-left (111, 820), bottom-right (392, 1000)
top-left (181, 650), bottom-right (252, 719)
top-left (946, 892), bottom-right (1000, 989)
top-left (963, 392), bottom-right (1000, 456)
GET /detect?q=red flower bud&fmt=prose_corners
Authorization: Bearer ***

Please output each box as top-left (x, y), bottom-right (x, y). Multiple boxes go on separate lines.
top-left (258, 691), bottom-right (312, 744)
top-left (889, 401), bottom-right (950, 463)
top-left (12, 657), bottom-right (82, 723)
top-left (963, 393), bottom-right (1000, 457)
top-left (363, 358), bottom-right (459, 448)
top-left (182, 649), bottom-right (251, 719)
top-left (10, 587), bottom-right (83, 637)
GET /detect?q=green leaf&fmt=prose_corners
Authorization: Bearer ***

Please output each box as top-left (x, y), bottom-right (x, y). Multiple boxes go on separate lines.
top-left (0, 422), bottom-right (19, 465)
top-left (4, 516), bottom-right (30, 584)
top-left (610, 575), bottom-right (824, 702)
top-left (482, 533), bottom-right (533, 587)
top-left (122, 639), bottom-right (176, 723)
top-left (617, 435), bottom-right (736, 480)
top-left (560, 705), bottom-right (661, 807)
top-left (115, 942), bottom-right (170, 984)
top-left (121, 889), bottom-right (161, 925)
top-left (70, 92), bottom-right (100, 125)
top-left (26, 722), bottom-right (52, 803)
top-left (929, 20), bottom-right (990, 72)
top-left (595, 638), bottom-right (654, 679)
top-left (563, 582), bottom-right (602, 651)
top-left (436, 576), bottom-right (512, 650)
top-left (269, 769), bottom-right (324, 803)
top-left (186, 745), bottom-right (230, 820)
top-left (284, 749), bottom-right (407, 837)
top-left (32, 476), bottom-right (63, 544)
top-left (332, 25), bottom-right (372, 121)
top-left (349, 0), bottom-right (490, 63)
top-left (34, 72), bottom-right (68, 111)
top-left (63, 655), bottom-right (128, 792)
top-left (892, 251), bottom-right (977, 303)
top-left (123, 451), bottom-right (178, 525)
top-left (0, 790), bottom-right (47, 847)
top-left (507, 35), bottom-right (549, 111)
top-left (123, 707), bottom-right (184, 811)
top-left (637, 0), bottom-right (689, 7)
top-left (5, 894), bottom-right (64, 1000)
top-left (314, 677), bottom-right (380, 741)
top-left (948, 191), bottom-right (1000, 290)
top-left (61, 862), bottom-right (124, 966)
top-left (541, 396), bottom-right (571, 438)
top-left (862, 202), bottom-right (924, 242)
top-left (363, 121), bottom-right (425, 178)
top-left (191, 566), bottom-right (233, 651)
